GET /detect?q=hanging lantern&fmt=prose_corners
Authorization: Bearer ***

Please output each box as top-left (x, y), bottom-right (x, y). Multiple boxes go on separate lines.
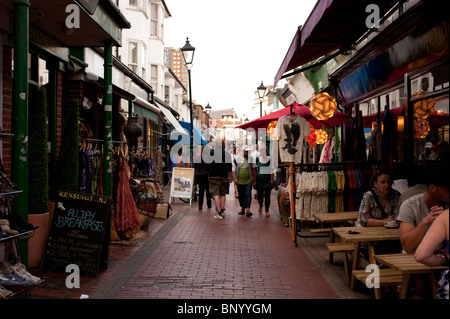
top-left (309, 92), bottom-right (337, 121)
top-left (267, 120), bottom-right (279, 140)
top-left (305, 122), bottom-right (316, 147)
top-left (413, 90), bottom-right (436, 120)
top-left (315, 129), bottom-right (328, 144)
top-left (414, 119), bottom-right (430, 138)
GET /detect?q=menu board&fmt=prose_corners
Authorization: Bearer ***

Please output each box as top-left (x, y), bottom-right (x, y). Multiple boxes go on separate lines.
top-left (43, 191), bottom-right (111, 277)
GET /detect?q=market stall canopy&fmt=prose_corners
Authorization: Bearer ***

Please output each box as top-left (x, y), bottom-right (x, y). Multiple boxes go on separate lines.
top-left (171, 121), bottom-right (208, 146)
top-left (155, 102), bottom-right (188, 137)
top-left (235, 103), bottom-right (349, 130)
top-left (274, 0), bottom-right (397, 86)
top-left (363, 106), bottom-right (450, 128)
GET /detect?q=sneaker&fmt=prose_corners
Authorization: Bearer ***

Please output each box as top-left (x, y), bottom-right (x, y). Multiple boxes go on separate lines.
top-left (214, 214), bottom-right (224, 220)
top-left (11, 263), bottom-right (41, 283)
top-left (198, 206), bottom-right (203, 210)
top-left (265, 212), bottom-right (270, 217)
top-left (246, 212), bottom-right (253, 217)
top-left (258, 207), bottom-right (262, 215)
top-left (238, 210), bottom-right (245, 215)
top-left (207, 206), bottom-right (212, 209)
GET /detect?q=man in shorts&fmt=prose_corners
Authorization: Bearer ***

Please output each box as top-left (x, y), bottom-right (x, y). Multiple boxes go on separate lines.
top-left (207, 138), bottom-right (232, 219)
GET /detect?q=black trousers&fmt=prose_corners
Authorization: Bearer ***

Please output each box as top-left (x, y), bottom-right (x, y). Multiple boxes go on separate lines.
top-left (257, 188), bottom-right (272, 212)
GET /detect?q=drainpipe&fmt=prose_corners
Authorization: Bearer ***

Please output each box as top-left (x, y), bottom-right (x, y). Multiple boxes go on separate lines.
top-left (12, 0), bottom-right (30, 263)
top-left (103, 41), bottom-right (113, 197)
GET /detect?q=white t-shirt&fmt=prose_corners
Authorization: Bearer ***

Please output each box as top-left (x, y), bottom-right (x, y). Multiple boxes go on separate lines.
top-left (276, 115), bottom-right (310, 163)
top-left (396, 193), bottom-right (429, 227)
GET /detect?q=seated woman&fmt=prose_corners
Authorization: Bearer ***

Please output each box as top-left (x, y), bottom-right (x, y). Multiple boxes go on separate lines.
top-left (356, 168), bottom-right (402, 256)
top-left (356, 168), bottom-right (400, 227)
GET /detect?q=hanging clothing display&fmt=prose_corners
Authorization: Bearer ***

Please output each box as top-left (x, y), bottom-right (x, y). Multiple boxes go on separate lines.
top-left (114, 156), bottom-right (142, 231)
top-left (276, 115), bottom-right (310, 163)
top-left (79, 145), bottom-right (95, 194)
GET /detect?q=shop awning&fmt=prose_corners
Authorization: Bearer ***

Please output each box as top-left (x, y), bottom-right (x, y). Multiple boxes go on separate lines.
top-left (172, 121), bottom-right (208, 146)
top-left (0, 0), bottom-right (130, 47)
top-left (274, 0), bottom-right (396, 86)
top-left (154, 101), bottom-right (188, 137)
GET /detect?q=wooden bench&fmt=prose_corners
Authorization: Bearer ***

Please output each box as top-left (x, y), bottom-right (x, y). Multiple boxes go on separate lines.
top-left (352, 269), bottom-right (403, 299)
top-left (325, 242), bottom-right (355, 281)
top-left (310, 228), bottom-right (331, 234)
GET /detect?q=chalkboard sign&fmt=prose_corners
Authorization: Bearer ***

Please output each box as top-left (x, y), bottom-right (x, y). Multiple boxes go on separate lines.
top-left (44, 191), bottom-right (111, 277)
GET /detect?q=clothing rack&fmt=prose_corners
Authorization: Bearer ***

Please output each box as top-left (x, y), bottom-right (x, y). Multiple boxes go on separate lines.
top-left (79, 137), bottom-right (127, 144)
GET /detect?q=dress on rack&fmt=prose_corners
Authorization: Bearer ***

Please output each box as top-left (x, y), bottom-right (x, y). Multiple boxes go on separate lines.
top-left (115, 156), bottom-right (142, 231)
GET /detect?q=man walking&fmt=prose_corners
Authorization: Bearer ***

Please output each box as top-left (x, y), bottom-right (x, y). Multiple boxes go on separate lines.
top-left (207, 138), bottom-right (232, 219)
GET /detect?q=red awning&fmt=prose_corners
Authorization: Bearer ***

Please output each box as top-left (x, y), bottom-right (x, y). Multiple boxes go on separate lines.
top-left (363, 106), bottom-right (449, 128)
top-left (274, 0), bottom-right (397, 86)
top-left (236, 103), bottom-right (349, 130)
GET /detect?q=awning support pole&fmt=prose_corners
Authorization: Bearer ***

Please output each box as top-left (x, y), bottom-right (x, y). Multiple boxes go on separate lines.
top-left (12, 0), bottom-right (30, 266)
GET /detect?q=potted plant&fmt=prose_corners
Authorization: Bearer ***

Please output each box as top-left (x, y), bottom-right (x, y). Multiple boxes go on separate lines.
top-left (28, 86), bottom-right (50, 268)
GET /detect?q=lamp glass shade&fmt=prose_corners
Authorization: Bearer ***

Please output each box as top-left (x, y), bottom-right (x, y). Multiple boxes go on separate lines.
top-left (181, 37), bottom-right (195, 65)
top-left (257, 81), bottom-right (267, 99)
top-left (205, 103), bottom-right (211, 115)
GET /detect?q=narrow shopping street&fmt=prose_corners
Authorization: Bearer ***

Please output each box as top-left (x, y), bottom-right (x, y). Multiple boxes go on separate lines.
top-left (28, 187), bottom-right (373, 300)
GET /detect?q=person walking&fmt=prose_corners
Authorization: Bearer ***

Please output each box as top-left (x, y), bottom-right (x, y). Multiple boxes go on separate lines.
top-left (232, 145), bottom-right (254, 217)
top-left (194, 145), bottom-right (211, 210)
top-left (252, 147), bottom-right (274, 217)
top-left (207, 138), bottom-right (232, 220)
top-left (232, 146), bottom-right (239, 198)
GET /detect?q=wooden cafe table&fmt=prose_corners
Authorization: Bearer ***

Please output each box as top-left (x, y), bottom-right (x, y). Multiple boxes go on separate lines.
top-left (313, 211), bottom-right (359, 243)
top-left (333, 226), bottom-right (400, 298)
top-left (375, 253), bottom-right (448, 299)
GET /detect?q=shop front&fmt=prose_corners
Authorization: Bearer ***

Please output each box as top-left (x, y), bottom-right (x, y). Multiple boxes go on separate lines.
top-left (0, 0), bottom-right (130, 271)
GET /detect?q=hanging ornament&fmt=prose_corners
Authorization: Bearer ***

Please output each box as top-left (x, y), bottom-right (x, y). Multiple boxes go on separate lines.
top-left (414, 119), bottom-right (430, 138)
top-left (315, 129), bottom-right (328, 144)
top-left (309, 92), bottom-right (337, 121)
top-left (267, 120), bottom-right (279, 140)
top-left (413, 90), bottom-right (436, 120)
top-left (305, 122), bottom-right (316, 148)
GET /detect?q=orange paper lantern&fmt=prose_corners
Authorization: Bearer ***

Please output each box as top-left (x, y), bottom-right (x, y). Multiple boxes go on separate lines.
top-left (315, 129), bottom-right (328, 144)
top-left (414, 119), bottom-right (430, 138)
top-left (413, 90), bottom-right (436, 120)
top-left (309, 92), bottom-right (337, 121)
top-left (267, 120), bottom-right (279, 140)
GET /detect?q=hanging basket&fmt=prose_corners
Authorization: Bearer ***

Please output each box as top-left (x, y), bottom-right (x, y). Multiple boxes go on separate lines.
top-left (309, 92), bottom-right (337, 121)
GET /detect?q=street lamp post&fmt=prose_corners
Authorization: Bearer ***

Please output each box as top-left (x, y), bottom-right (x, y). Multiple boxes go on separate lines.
top-left (181, 37), bottom-right (195, 167)
top-left (257, 81), bottom-right (267, 118)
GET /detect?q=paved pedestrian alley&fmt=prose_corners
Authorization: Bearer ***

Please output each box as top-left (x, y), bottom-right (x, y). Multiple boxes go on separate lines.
top-left (28, 189), bottom-right (373, 300)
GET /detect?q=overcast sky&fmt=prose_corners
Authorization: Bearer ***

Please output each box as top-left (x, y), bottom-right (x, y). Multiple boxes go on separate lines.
top-left (164, 0), bottom-right (318, 119)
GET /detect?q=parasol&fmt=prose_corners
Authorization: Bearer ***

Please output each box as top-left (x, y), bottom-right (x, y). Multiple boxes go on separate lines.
top-left (236, 102), bottom-right (349, 130)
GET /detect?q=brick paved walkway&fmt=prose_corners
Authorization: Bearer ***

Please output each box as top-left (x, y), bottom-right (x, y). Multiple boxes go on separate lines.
top-left (29, 188), bottom-right (342, 299)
